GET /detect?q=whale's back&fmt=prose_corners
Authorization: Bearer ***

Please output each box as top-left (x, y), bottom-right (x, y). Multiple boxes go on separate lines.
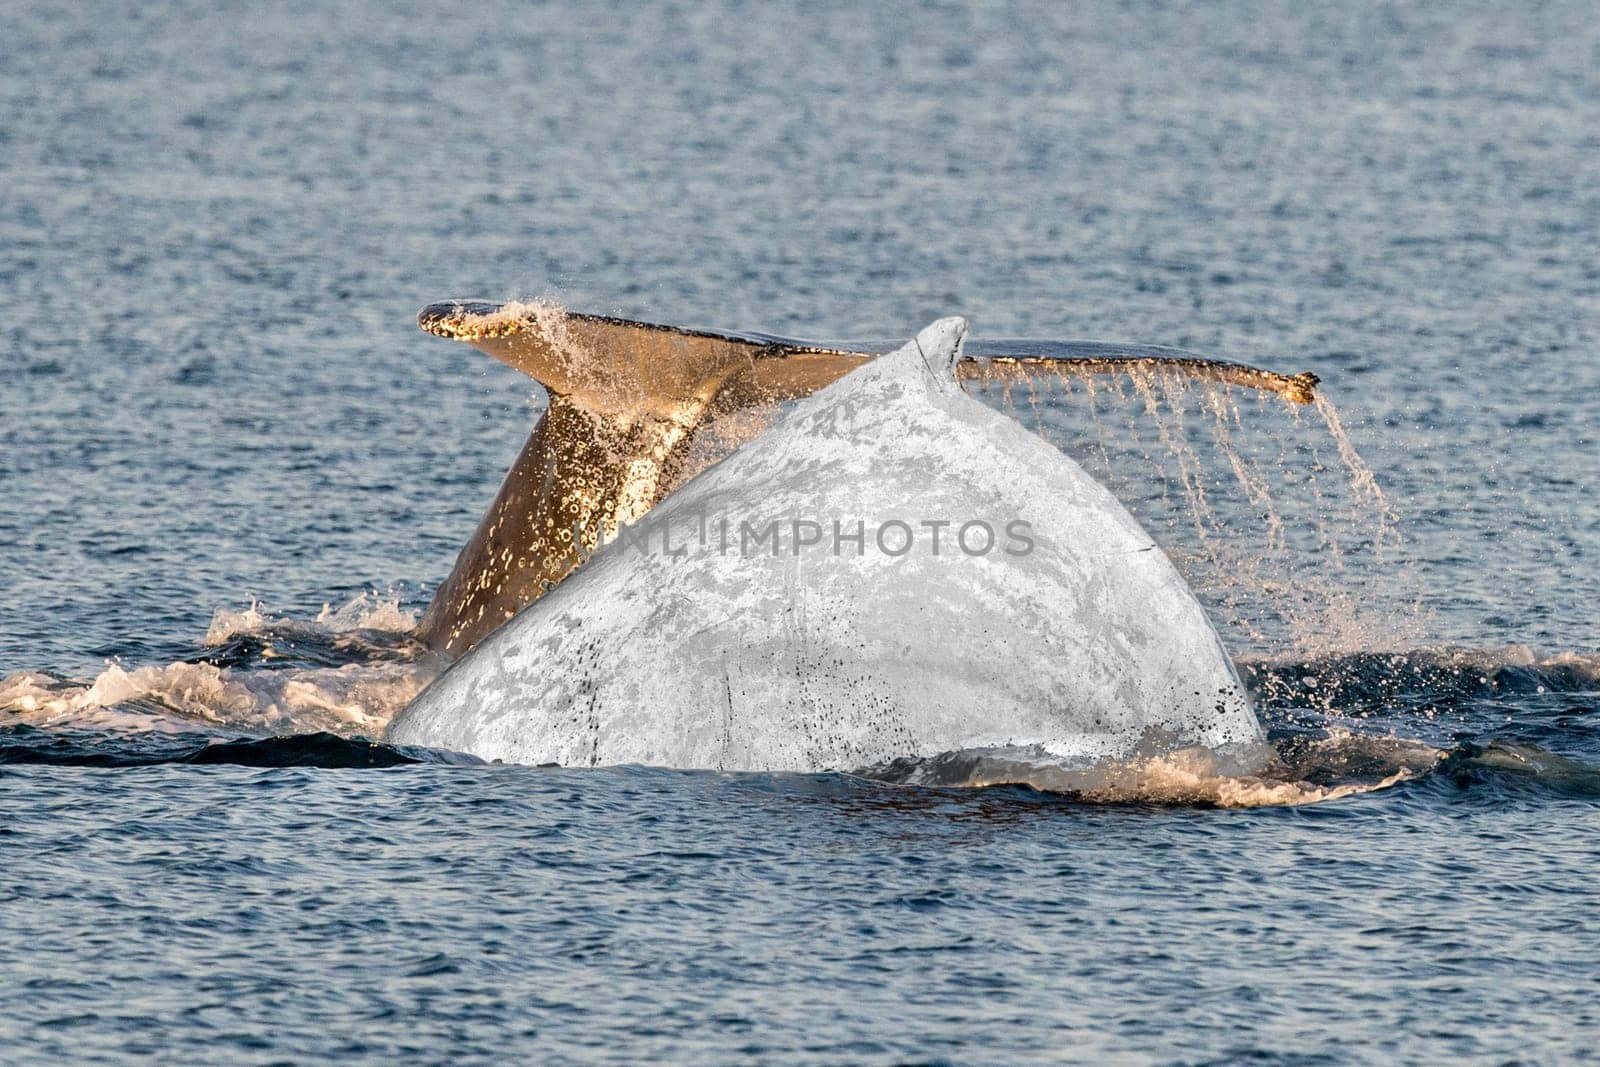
top-left (389, 318), bottom-right (1259, 770)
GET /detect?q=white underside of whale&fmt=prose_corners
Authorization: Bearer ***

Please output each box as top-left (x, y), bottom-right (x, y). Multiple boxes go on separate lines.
top-left (388, 317), bottom-right (1263, 771)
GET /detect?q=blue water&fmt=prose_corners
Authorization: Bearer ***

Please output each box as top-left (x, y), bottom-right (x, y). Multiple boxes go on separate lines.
top-left (3, 0), bottom-right (1598, 1061)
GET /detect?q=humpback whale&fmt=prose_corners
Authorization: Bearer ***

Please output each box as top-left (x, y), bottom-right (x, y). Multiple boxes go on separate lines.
top-left (413, 300), bottom-right (1318, 657)
top-left (388, 318), bottom-right (1267, 771)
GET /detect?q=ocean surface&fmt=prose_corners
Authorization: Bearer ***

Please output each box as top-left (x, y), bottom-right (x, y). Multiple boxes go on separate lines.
top-left (3, 0), bottom-right (1598, 1062)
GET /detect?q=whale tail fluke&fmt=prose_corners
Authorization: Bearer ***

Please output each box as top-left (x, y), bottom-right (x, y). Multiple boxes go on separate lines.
top-left (414, 301), bottom-right (1321, 655)
top-left (417, 300), bottom-right (1321, 410)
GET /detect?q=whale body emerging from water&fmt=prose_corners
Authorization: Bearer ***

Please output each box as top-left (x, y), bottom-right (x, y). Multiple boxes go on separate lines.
top-left (388, 317), bottom-right (1264, 771)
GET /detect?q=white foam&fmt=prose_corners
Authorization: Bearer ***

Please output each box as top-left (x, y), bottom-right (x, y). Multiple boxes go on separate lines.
top-left (314, 591), bottom-right (419, 634)
top-left (0, 659), bottom-right (437, 737)
top-left (966, 746), bottom-right (1424, 807)
top-left (3, 592), bottom-right (435, 738)
top-left (204, 590), bottom-right (418, 646)
top-left (891, 731), bottom-right (1443, 807)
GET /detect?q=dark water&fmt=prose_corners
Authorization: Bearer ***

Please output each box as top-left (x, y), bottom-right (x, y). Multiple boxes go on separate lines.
top-left (3, 0), bottom-right (1598, 1061)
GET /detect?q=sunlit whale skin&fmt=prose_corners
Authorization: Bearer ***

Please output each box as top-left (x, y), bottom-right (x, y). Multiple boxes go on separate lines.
top-left (414, 300), bottom-right (1319, 657)
top-left (389, 318), bottom-right (1264, 771)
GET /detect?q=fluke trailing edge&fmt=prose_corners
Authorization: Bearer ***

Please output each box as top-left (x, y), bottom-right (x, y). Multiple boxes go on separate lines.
top-left (413, 300), bottom-right (1320, 657)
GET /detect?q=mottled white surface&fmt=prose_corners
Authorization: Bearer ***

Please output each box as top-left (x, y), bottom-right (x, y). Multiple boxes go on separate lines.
top-left (389, 319), bottom-right (1261, 770)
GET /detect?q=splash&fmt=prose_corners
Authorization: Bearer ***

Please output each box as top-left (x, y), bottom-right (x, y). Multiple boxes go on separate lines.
top-left (420, 297), bottom-right (567, 345)
top-left (969, 365), bottom-right (1428, 660)
top-left (204, 590), bottom-right (418, 647)
top-left (2, 592), bottom-right (440, 739)
top-left (0, 661), bottom-right (430, 736)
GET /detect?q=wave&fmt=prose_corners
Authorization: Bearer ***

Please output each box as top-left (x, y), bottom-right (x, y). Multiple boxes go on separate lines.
top-left (0, 728), bottom-right (425, 768)
top-left (865, 732), bottom-right (1441, 807)
top-left (1242, 644), bottom-right (1600, 709)
top-left (866, 734), bottom-right (1600, 806)
top-left (6, 724), bottom-right (1595, 808)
